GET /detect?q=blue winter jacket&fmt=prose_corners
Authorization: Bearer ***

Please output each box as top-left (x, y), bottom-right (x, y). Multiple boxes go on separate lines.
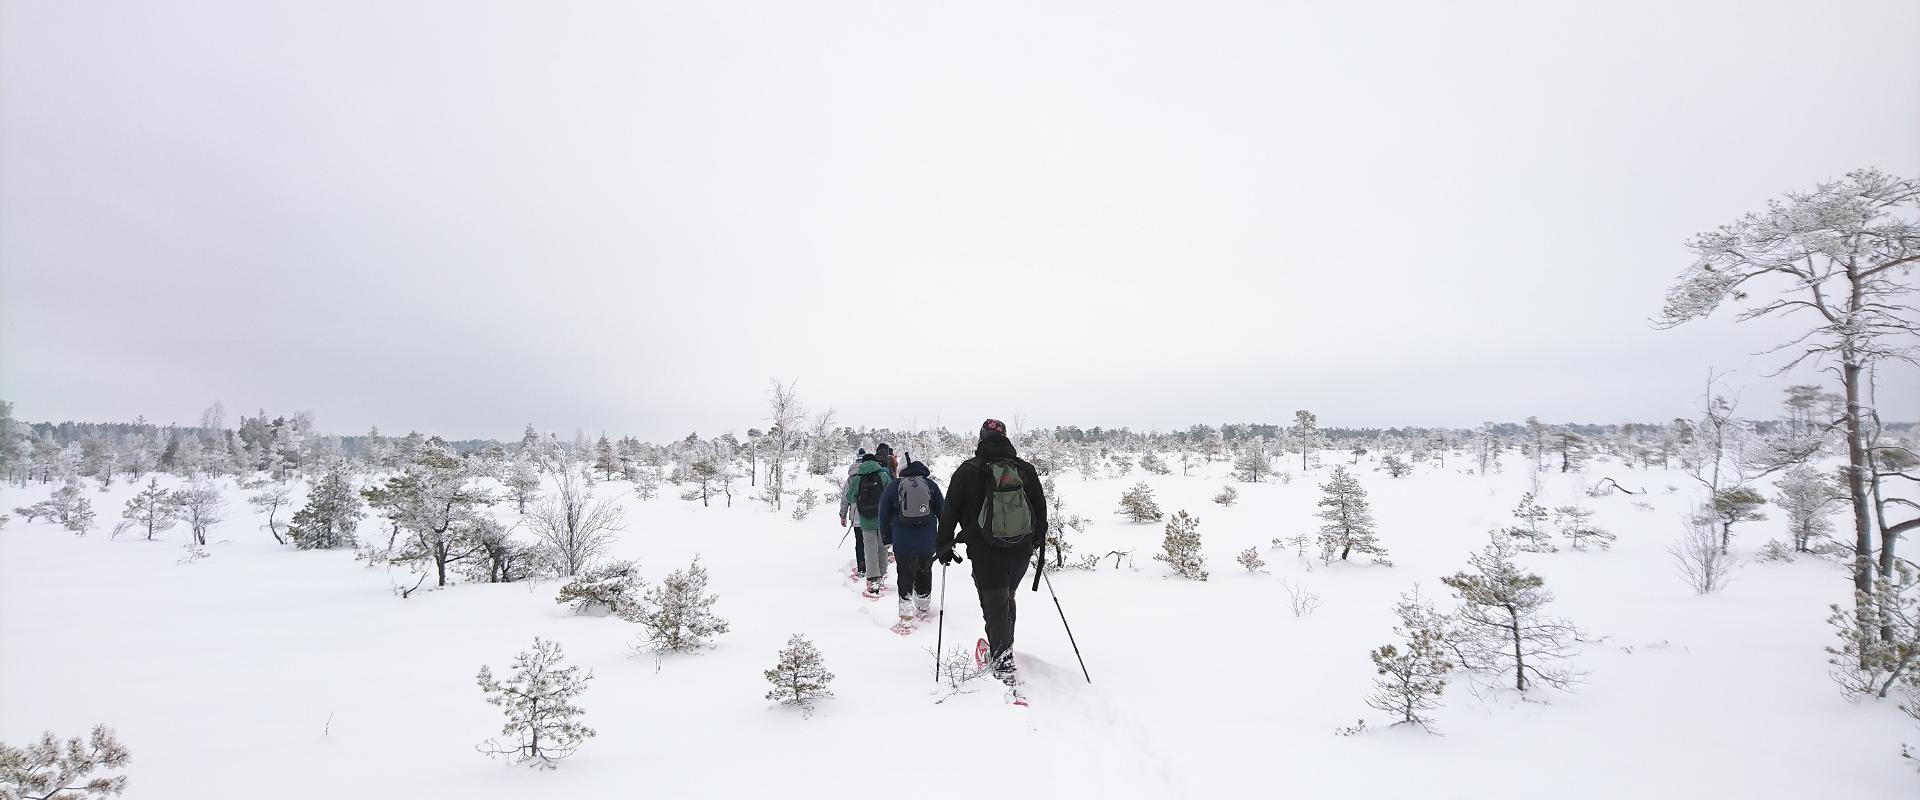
top-left (877, 461), bottom-right (944, 555)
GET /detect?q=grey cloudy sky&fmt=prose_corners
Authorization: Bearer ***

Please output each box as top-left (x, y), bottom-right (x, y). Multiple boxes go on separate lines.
top-left (3, 0), bottom-right (1916, 441)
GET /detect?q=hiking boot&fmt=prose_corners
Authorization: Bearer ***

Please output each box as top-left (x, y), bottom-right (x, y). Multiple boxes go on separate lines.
top-left (991, 653), bottom-right (1018, 684)
top-left (862, 581), bottom-right (883, 598)
top-left (914, 594), bottom-right (932, 619)
top-left (897, 597), bottom-right (914, 618)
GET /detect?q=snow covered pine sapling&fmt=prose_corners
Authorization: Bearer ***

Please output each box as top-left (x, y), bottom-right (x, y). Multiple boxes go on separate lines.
top-left (763, 634), bottom-right (834, 717)
top-left (1316, 466), bottom-right (1390, 566)
top-left (476, 637), bottom-right (594, 769)
top-left (287, 464), bottom-right (363, 550)
top-left (555, 559), bottom-right (646, 619)
top-left (17, 481), bottom-right (96, 534)
top-left (244, 480), bottom-right (293, 544)
top-left (1552, 505), bottom-right (1615, 551)
top-left (1213, 486), bottom-right (1239, 506)
top-left (1505, 492), bottom-right (1556, 553)
top-left (1381, 454), bottom-right (1411, 478)
top-left (170, 479), bottom-right (226, 546)
top-left (1236, 547), bottom-right (1266, 573)
top-left (1441, 534), bottom-right (1582, 692)
top-left (1365, 585), bottom-right (1453, 731)
top-left (1154, 510), bottom-right (1209, 580)
top-left (1116, 482), bottom-right (1164, 523)
top-left (113, 478), bottom-right (181, 540)
top-left (637, 556), bottom-right (731, 653)
top-left (0, 724), bottom-right (131, 800)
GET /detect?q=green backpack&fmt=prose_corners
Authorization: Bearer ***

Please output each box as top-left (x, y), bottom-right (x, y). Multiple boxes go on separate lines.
top-left (976, 459), bottom-right (1035, 546)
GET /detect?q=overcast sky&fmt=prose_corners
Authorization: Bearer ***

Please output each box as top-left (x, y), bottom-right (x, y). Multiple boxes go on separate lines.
top-left (3, 0), bottom-right (1916, 441)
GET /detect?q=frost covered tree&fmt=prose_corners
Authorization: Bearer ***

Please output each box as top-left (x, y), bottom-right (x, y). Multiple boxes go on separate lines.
top-left (1442, 534), bottom-right (1580, 691)
top-left (246, 482), bottom-right (293, 545)
top-left (475, 638), bottom-right (595, 769)
top-left (1655, 169), bottom-right (1920, 649)
top-left (555, 560), bottom-right (645, 619)
top-left (504, 457), bottom-right (541, 514)
top-left (1505, 492), bottom-right (1556, 553)
top-left (170, 480), bottom-right (225, 546)
top-left (527, 467), bottom-right (625, 577)
top-left (1231, 449), bottom-right (1274, 483)
top-left (1316, 466), bottom-right (1387, 565)
top-left (1380, 454), bottom-right (1410, 478)
top-left (14, 481), bottom-right (94, 533)
top-left (1235, 547), bottom-right (1265, 573)
top-left (591, 435), bottom-right (617, 482)
top-left (0, 724), bottom-right (131, 800)
top-left (1115, 483), bottom-right (1164, 523)
top-left (638, 556), bottom-right (730, 653)
top-left (1827, 560), bottom-right (1920, 699)
top-left (113, 478), bottom-right (181, 541)
top-left (363, 440), bottom-right (494, 587)
top-left (1552, 505), bottom-right (1614, 551)
top-left (763, 379), bottom-right (807, 510)
top-left (466, 517), bottom-right (544, 584)
top-left (288, 465), bottom-right (363, 550)
top-left (1138, 451), bottom-right (1172, 475)
top-left (1213, 486), bottom-right (1239, 506)
top-left (1709, 486), bottom-right (1767, 555)
top-left (1153, 511), bottom-right (1208, 580)
top-left (1291, 410), bottom-right (1318, 472)
top-left (763, 634), bottom-right (834, 715)
top-left (1366, 585), bottom-right (1453, 731)
top-left (1774, 464), bottom-right (1838, 552)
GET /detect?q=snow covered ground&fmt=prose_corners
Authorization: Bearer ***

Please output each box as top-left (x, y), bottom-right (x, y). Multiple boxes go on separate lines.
top-left (3, 453), bottom-right (1915, 798)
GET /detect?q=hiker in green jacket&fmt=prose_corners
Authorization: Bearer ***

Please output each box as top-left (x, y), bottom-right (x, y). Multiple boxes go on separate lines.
top-left (843, 453), bottom-right (894, 597)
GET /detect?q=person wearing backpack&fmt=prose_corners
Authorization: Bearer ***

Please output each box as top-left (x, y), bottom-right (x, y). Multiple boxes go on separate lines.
top-left (872, 442), bottom-right (900, 476)
top-left (877, 460), bottom-right (943, 631)
top-left (838, 449), bottom-right (869, 580)
top-left (936, 419), bottom-right (1047, 683)
top-left (843, 452), bottom-right (893, 597)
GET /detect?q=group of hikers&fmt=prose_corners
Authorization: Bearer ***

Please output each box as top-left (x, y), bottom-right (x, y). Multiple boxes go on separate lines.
top-left (836, 418), bottom-right (1047, 686)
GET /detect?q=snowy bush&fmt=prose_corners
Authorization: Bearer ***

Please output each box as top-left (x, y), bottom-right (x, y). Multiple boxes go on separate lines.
top-left (476, 637), bottom-right (595, 769)
top-left (170, 480), bottom-right (224, 545)
top-left (526, 468), bottom-right (624, 577)
top-left (1669, 506), bottom-right (1735, 595)
top-left (1442, 534), bottom-right (1581, 692)
top-left (1365, 586), bottom-right (1452, 731)
top-left (637, 556), bottom-right (730, 653)
top-left (1235, 547), bottom-right (1265, 573)
top-left (555, 560), bottom-right (645, 619)
top-left (1826, 560), bottom-right (1919, 700)
top-left (16, 481), bottom-right (95, 535)
top-left (113, 478), bottom-right (181, 541)
top-left (465, 517), bottom-right (546, 583)
top-left (1773, 465), bottom-right (1837, 553)
top-left (1380, 454), bottom-right (1410, 478)
top-left (0, 724), bottom-right (131, 800)
top-left (1316, 466), bottom-right (1388, 565)
top-left (763, 634), bottom-right (834, 716)
top-left (1552, 505), bottom-right (1614, 551)
top-left (1757, 539), bottom-right (1795, 563)
top-left (503, 457), bottom-right (541, 514)
top-left (288, 466), bottom-right (362, 550)
top-left (1504, 492), bottom-right (1556, 553)
top-left (1153, 511), bottom-right (1208, 581)
top-left (1212, 486), bottom-right (1238, 506)
top-left (1278, 578), bottom-right (1322, 618)
top-left (790, 488), bottom-right (820, 521)
top-left (1138, 451), bottom-right (1172, 475)
top-left (1115, 483), bottom-right (1163, 523)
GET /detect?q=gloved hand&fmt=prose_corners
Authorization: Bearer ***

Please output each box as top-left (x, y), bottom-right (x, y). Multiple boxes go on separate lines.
top-left (937, 547), bottom-right (962, 566)
top-left (838, 512), bottom-right (847, 527)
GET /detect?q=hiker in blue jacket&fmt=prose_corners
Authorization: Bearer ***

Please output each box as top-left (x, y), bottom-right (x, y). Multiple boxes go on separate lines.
top-left (877, 460), bottom-right (943, 629)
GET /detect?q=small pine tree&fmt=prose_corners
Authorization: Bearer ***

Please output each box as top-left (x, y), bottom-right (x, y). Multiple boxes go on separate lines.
top-left (0, 724), bottom-right (131, 799)
top-left (288, 466), bottom-right (363, 550)
top-left (764, 634), bottom-right (835, 715)
top-left (1552, 505), bottom-right (1615, 551)
top-left (1213, 486), bottom-right (1239, 506)
top-left (1315, 466), bottom-right (1388, 565)
top-left (1235, 547), bottom-right (1265, 573)
top-left (1231, 449), bottom-right (1274, 483)
top-left (1710, 486), bottom-right (1767, 555)
top-left (476, 638), bottom-right (595, 769)
top-left (1116, 483), bottom-right (1164, 523)
top-left (1153, 510), bottom-right (1208, 580)
top-left (555, 560), bottom-right (646, 619)
top-left (1365, 585), bottom-right (1453, 731)
top-left (1381, 454), bottom-right (1411, 478)
top-left (504, 457), bottom-right (542, 514)
top-left (115, 478), bottom-right (182, 540)
top-left (1774, 464), bottom-right (1836, 552)
top-left (246, 482), bottom-right (293, 545)
top-left (1138, 451), bottom-right (1172, 475)
top-left (1505, 492), bottom-right (1557, 553)
top-left (1441, 534), bottom-right (1581, 692)
top-left (638, 556), bottom-right (731, 653)
top-left (170, 480), bottom-right (225, 546)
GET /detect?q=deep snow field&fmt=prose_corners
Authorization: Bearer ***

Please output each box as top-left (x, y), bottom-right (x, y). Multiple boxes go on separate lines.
top-left (3, 452), bottom-right (1915, 799)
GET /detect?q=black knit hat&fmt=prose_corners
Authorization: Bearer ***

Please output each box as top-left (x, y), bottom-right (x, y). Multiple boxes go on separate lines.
top-left (980, 418), bottom-right (1007, 440)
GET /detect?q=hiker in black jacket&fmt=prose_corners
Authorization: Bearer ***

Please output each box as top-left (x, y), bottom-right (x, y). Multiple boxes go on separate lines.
top-left (936, 418), bottom-right (1047, 683)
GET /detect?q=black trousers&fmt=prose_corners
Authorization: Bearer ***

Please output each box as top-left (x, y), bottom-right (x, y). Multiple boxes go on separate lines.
top-left (969, 544), bottom-right (1033, 666)
top-left (896, 552), bottom-right (934, 600)
top-left (853, 526), bottom-right (866, 573)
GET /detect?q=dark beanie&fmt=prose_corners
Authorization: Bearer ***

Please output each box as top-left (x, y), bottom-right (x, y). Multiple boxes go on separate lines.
top-left (980, 418), bottom-right (1007, 440)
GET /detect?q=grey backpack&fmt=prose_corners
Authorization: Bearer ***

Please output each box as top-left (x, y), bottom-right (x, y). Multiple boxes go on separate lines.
top-left (895, 476), bottom-right (933, 524)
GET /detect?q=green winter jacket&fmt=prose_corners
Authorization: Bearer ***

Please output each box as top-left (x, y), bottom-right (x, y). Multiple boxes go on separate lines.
top-left (843, 459), bottom-right (893, 529)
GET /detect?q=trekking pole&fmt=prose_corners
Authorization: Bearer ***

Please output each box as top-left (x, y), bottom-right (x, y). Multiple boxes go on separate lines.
top-left (1041, 569), bottom-right (1092, 684)
top-left (837, 524), bottom-right (853, 548)
top-left (932, 563), bottom-right (948, 683)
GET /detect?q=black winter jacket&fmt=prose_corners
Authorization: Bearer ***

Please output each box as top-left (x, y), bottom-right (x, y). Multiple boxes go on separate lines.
top-left (936, 434), bottom-right (1048, 554)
